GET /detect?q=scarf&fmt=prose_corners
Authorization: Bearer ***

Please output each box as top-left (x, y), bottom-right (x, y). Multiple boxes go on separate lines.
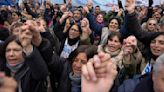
top-left (69, 72), bottom-right (81, 92)
top-left (60, 38), bottom-right (79, 58)
top-left (104, 46), bottom-right (121, 57)
top-left (6, 61), bottom-right (24, 74)
top-left (68, 37), bottom-right (80, 46)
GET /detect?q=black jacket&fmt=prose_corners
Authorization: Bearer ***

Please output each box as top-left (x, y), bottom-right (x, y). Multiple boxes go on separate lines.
top-left (48, 54), bottom-right (72, 92)
top-left (133, 75), bottom-right (154, 92)
top-left (126, 12), bottom-right (164, 60)
top-left (2, 46), bottom-right (49, 92)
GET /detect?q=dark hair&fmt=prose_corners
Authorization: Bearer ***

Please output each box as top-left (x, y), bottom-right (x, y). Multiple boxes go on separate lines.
top-left (95, 5), bottom-right (100, 8)
top-left (10, 22), bottom-right (23, 34)
top-left (108, 17), bottom-right (121, 29)
top-left (68, 45), bottom-right (97, 64)
top-left (0, 10), bottom-right (9, 24)
top-left (67, 23), bottom-right (82, 35)
top-left (12, 11), bottom-right (22, 17)
top-left (2, 35), bottom-right (22, 58)
top-left (107, 31), bottom-right (123, 44)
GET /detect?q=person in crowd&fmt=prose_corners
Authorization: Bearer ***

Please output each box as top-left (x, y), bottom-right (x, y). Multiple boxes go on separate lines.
top-left (97, 32), bottom-right (123, 65)
top-left (44, 1), bottom-right (54, 24)
top-left (152, 11), bottom-right (162, 23)
top-left (142, 18), bottom-right (160, 32)
top-left (80, 18), bottom-right (92, 45)
top-left (47, 45), bottom-right (97, 92)
top-left (159, 17), bottom-right (164, 32)
top-left (125, 0), bottom-right (164, 75)
top-left (134, 53), bottom-right (164, 92)
top-left (0, 21), bottom-right (50, 92)
top-left (94, 5), bottom-right (101, 16)
top-left (100, 17), bottom-right (121, 45)
top-left (9, 22), bottom-right (23, 36)
top-left (11, 11), bottom-right (22, 23)
top-left (118, 35), bottom-right (143, 83)
top-left (0, 10), bottom-right (10, 42)
top-left (83, 6), bottom-right (122, 45)
top-left (72, 8), bottom-right (82, 24)
top-left (58, 23), bottom-right (82, 58)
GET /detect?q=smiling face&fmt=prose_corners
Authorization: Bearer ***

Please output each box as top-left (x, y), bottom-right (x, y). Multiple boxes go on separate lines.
top-left (150, 35), bottom-right (164, 57)
top-left (96, 14), bottom-right (104, 23)
top-left (5, 41), bottom-right (24, 66)
top-left (72, 52), bottom-right (87, 76)
top-left (12, 12), bottom-right (20, 22)
top-left (147, 19), bottom-right (157, 31)
top-left (108, 19), bottom-right (119, 32)
top-left (107, 35), bottom-right (122, 52)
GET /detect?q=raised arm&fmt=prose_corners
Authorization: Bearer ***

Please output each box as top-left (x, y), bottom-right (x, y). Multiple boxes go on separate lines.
top-left (125, 0), bottom-right (158, 45)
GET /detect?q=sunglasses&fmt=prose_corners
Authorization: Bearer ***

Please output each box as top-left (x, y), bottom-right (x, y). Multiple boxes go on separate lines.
top-left (148, 23), bottom-right (156, 26)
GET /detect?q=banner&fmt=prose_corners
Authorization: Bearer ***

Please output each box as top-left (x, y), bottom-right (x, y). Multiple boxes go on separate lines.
top-left (0, 0), bottom-right (14, 6)
top-left (72, 0), bottom-right (119, 12)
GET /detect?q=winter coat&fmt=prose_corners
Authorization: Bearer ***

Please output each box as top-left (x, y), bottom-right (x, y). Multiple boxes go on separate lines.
top-left (2, 46), bottom-right (49, 92)
top-left (126, 11), bottom-right (164, 60)
top-left (133, 75), bottom-right (154, 92)
top-left (47, 54), bottom-right (73, 92)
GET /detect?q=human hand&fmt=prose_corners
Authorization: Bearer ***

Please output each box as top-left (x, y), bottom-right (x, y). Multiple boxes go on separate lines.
top-left (19, 23), bottom-right (33, 54)
top-left (82, 52), bottom-right (117, 92)
top-left (25, 20), bottom-right (42, 47)
top-left (125, 0), bottom-right (135, 14)
top-left (63, 19), bottom-right (71, 33)
top-left (86, 1), bottom-right (93, 10)
top-left (36, 19), bottom-right (47, 33)
top-left (0, 72), bottom-right (17, 92)
top-left (83, 6), bottom-right (89, 14)
top-left (117, 8), bottom-right (123, 16)
top-left (122, 35), bottom-right (137, 56)
top-left (61, 12), bottom-right (70, 19)
top-left (149, 0), bottom-right (153, 7)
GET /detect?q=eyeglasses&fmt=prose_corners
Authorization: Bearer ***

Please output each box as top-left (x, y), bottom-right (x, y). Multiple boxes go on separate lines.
top-left (148, 23), bottom-right (156, 26)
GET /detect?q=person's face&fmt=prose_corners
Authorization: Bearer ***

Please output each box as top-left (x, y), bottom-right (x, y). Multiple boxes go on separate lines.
top-left (5, 41), bottom-right (24, 66)
top-left (108, 19), bottom-right (119, 32)
top-left (87, 2), bottom-right (93, 10)
top-left (46, 3), bottom-right (51, 9)
top-left (60, 4), bottom-right (67, 13)
top-left (12, 27), bottom-right (20, 36)
top-left (153, 65), bottom-right (164, 92)
top-left (123, 36), bottom-right (137, 54)
top-left (72, 52), bottom-right (87, 76)
top-left (107, 36), bottom-right (122, 52)
top-left (160, 24), bottom-right (164, 32)
top-left (153, 12), bottom-right (161, 21)
top-left (96, 14), bottom-right (104, 23)
top-left (147, 20), bottom-right (157, 31)
top-left (69, 25), bottom-right (80, 39)
top-left (150, 35), bottom-right (164, 57)
top-left (95, 6), bottom-right (100, 13)
top-left (73, 10), bottom-right (81, 21)
top-left (12, 13), bottom-right (19, 21)
top-left (36, 19), bottom-right (47, 29)
top-left (80, 19), bottom-right (88, 27)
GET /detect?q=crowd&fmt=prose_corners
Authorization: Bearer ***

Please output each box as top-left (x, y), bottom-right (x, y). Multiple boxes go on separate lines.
top-left (0, 0), bottom-right (163, 92)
